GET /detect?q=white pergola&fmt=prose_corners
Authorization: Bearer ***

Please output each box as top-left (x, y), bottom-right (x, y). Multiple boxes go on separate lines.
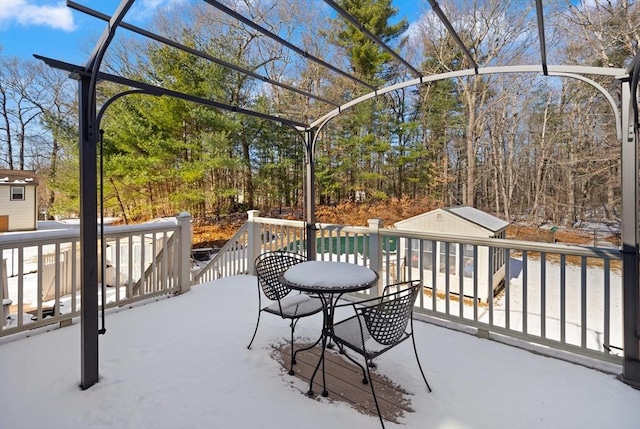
top-left (36, 0), bottom-right (639, 390)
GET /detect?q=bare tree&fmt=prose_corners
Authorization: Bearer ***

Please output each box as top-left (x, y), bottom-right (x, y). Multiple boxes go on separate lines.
top-left (414, 0), bottom-right (535, 207)
top-left (0, 56), bottom-right (43, 169)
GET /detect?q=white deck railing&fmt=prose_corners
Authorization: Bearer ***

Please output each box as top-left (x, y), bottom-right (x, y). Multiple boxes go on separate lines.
top-left (0, 214), bottom-right (191, 337)
top-left (2, 210), bottom-right (623, 366)
top-left (194, 211), bottom-right (623, 364)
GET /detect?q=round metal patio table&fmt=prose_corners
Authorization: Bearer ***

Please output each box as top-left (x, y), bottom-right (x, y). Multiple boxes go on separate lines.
top-left (281, 260), bottom-right (378, 397)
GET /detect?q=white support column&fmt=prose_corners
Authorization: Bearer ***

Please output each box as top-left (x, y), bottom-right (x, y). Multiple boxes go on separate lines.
top-left (177, 212), bottom-right (192, 294)
top-left (247, 210), bottom-right (261, 275)
top-left (368, 218), bottom-right (383, 296)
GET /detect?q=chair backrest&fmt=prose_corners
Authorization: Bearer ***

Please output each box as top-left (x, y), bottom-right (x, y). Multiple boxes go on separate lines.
top-left (254, 251), bottom-right (307, 301)
top-left (361, 280), bottom-right (421, 346)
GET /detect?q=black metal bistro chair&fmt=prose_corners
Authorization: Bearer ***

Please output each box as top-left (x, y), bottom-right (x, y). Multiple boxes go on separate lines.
top-left (247, 251), bottom-right (324, 375)
top-left (330, 279), bottom-right (432, 428)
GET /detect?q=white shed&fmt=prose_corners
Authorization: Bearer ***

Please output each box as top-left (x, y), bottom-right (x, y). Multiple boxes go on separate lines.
top-left (0, 170), bottom-right (39, 232)
top-left (394, 206), bottom-right (509, 302)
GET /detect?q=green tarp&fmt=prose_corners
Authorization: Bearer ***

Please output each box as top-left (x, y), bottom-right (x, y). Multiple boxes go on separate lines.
top-left (282, 236), bottom-right (397, 255)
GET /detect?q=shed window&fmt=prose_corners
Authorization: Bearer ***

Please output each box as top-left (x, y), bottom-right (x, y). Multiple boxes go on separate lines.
top-left (463, 244), bottom-right (475, 278)
top-left (439, 243), bottom-right (457, 274)
top-left (10, 186), bottom-right (25, 201)
top-left (410, 239), bottom-right (434, 270)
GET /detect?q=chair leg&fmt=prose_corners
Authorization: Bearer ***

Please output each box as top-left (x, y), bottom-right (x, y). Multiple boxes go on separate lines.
top-left (247, 309), bottom-right (262, 350)
top-left (248, 287), bottom-right (263, 350)
top-left (365, 357), bottom-right (386, 429)
top-left (337, 345), bottom-right (368, 384)
top-left (411, 332), bottom-right (432, 392)
top-left (289, 322), bottom-right (296, 375)
top-left (292, 330), bottom-right (323, 366)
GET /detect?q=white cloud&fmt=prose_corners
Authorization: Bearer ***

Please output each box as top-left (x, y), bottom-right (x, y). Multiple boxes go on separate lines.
top-left (0, 0), bottom-right (75, 32)
top-left (129, 0), bottom-right (186, 21)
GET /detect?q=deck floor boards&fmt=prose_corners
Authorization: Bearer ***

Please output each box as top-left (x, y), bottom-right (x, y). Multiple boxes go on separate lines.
top-left (275, 343), bottom-right (414, 424)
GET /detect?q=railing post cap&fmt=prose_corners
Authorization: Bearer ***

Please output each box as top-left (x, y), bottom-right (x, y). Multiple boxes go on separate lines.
top-left (177, 212), bottom-right (191, 219)
top-left (247, 210), bottom-right (260, 219)
top-left (368, 218), bottom-right (383, 227)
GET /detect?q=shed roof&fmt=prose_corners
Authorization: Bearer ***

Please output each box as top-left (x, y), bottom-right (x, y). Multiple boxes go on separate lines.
top-left (445, 206), bottom-right (509, 233)
top-left (0, 169), bottom-right (39, 186)
top-left (396, 206), bottom-right (509, 233)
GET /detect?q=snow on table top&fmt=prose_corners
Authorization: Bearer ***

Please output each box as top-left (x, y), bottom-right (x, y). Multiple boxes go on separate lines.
top-left (283, 261), bottom-right (377, 291)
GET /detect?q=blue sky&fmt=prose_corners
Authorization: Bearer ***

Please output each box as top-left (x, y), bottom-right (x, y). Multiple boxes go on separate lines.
top-left (0, 0), bottom-right (425, 65)
top-left (0, 0), bottom-right (185, 64)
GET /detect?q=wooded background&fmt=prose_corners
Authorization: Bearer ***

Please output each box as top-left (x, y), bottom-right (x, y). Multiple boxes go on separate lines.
top-left (1, 0), bottom-right (638, 226)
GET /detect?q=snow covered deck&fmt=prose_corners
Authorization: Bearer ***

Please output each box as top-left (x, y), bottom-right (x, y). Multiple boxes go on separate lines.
top-left (1, 275), bottom-right (638, 429)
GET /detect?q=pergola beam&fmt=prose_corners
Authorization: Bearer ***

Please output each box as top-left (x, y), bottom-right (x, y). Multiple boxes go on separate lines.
top-left (203, 0), bottom-right (376, 91)
top-left (310, 64), bottom-right (627, 130)
top-left (535, 0), bottom-right (549, 75)
top-left (426, 0), bottom-right (479, 73)
top-left (323, 0), bottom-right (422, 78)
top-left (67, 1), bottom-right (340, 108)
top-left (35, 55), bottom-right (308, 129)
top-left (82, 0), bottom-right (134, 70)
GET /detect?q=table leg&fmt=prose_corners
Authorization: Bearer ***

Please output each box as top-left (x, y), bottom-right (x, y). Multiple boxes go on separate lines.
top-left (321, 329), bottom-right (329, 397)
top-left (307, 294), bottom-right (329, 396)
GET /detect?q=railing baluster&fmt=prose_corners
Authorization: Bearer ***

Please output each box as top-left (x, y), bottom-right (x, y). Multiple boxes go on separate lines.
top-left (127, 237), bottom-right (133, 298)
top-left (444, 241), bottom-right (450, 315)
top-left (458, 244), bottom-right (464, 318)
top-left (522, 250), bottom-right (528, 335)
top-left (161, 232), bottom-right (168, 291)
top-left (581, 256), bottom-right (587, 349)
top-left (54, 243), bottom-right (61, 316)
top-left (17, 247), bottom-right (24, 328)
top-left (541, 252), bottom-right (546, 339)
top-left (488, 245), bottom-right (493, 327)
top-left (431, 240), bottom-right (437, 312)
top-left (115, 237), bottom-right (121, 301)
top-left (505, 249), bottom-right (510, 329)
top-left (37, 246), bottom-right (43, 321)
top-left (151, 233), bottom-right (157, 293)
top-left (418, 239), bottom-right (424, 308)
top-left (385, 236), bottom-right (392, 287)
top-left (560, 254), bottom-right (566, 344)
top-left (140, 234), bottom-right (145, 294)
top-left (72, 241), bottom-right (78, 313)
top-left (604, 258), bottom-right (611, 353)
top-left (345, 231), bottom-right (351, 264)
top-left (473, 245), bottom-right (478, 322)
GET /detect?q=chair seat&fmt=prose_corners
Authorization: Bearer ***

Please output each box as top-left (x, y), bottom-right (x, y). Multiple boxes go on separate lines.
top-left (327, 280), bottom-right (431, 429)
top-left (332, 314), bottom-right (409, 359)
top-left (264, 294), bottom-right (324, 318)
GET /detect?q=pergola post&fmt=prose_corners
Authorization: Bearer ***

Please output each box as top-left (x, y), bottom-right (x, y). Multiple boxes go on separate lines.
top-left (77, 75), bottom-right (99, 390)
top-left (75, 0), bottom-right (136, 391)
top-left (304, 129), bottom-right (317, 260)
top-left (619, 79), bottom-right (640, 388)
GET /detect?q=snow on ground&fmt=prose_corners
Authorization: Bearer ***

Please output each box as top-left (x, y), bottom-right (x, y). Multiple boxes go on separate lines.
top-left (1, 275), bottom-right (638, 429)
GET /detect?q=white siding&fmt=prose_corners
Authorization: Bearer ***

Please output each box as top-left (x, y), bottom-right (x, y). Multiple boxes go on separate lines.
top-left (0, 185), bottom-right (37, 231)
top-left (395, 208), bottom-right (508, 302)
top-left (396, 209), bottom-right (494, 237)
